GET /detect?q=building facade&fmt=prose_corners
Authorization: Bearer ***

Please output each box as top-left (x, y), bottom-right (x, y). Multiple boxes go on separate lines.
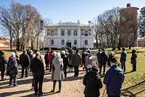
top-left (120, 3), bottom-right (139, 47)
top-left (44, 21), bottom-right (94, 49)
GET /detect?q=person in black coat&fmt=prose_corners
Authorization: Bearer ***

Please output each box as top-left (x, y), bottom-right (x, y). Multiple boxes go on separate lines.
top-left (31, 52), bottom-right (44, 96)
top-left (0, 51), bottom-right (7, 81)
top-left (61, 51), bottom-right (69, 78)
top-left (131, 49), bottom-right (137, 72)
top-left (99, 49), bottom-right (108, 74)
top-left (83, 66), bottom-right (103, 97)
top-left (20, 50), bottom-right (30, 78)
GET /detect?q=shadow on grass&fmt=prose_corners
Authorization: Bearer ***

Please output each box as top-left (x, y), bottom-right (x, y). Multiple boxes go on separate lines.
top-left (122, 79), bottom-right (145, 97)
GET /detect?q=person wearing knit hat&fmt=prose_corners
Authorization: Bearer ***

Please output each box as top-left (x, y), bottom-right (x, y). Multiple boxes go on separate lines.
top-left (83, 65), bottom-right (102, 97)
top-left (7, 53), bottom-right (18, 86)
top-left (104, 57), bottom-right (124, 97)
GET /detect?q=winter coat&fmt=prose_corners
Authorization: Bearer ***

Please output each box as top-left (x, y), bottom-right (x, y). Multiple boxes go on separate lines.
top-left (82, 52), bottom-right (88, 64)
top-left (20, 53), bottom-right (30, 67)
top-left (83, 71), bottom-right (103, 97)
top-left (67, 53), bottom-right (73, 67)
top-left (100, 52), bottom-right (108, 65)
top-left (61, 54), bottom-right (69, 67)
top-left (104, 65), bottom-right (124, 96)
top-left (44, 53), bottom-right (49, 64)
top-left (96, 52), bottom-right (101, 64)
top-left (131, 53), bottom-right (137, 65)
top-left (52, 56), bottom-right (64, 80)
top-left (31, 56), bottom-right (44, 75)
top-left (0, 55), bottom-right (7, 71)
top-left (72, 53), bottom-right (82, 66)
top-left (120, 51), bottom-right (127, 62)
top-left (6, 56), bottom-right (18, 76)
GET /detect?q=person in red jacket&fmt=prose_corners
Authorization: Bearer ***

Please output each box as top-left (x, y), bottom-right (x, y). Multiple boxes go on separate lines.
top-left (47, 51), bottom-right (53, 71)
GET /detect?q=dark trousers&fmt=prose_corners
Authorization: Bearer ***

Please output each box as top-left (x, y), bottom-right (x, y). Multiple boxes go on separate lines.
top-left (108, 95), bottom-right (120, 97)
top-left (34, 74), bottom-right (44, 94)
top-left (21, 66), bottom-right (28, 78)
top-left (74, 66), bottom-right (79, 77)
top-left (53, 80), bottom-right (62, 91)
top-left (121, 61), bottom-right (126, 72)
top-left (1, 70), bottom-right (5, 80)
top-left (132, 63), bottom-right (136, 71)
top-left (63, 65), bottom-right (67, 78)
top-left (9, 75), bottom-right (17, 85)
top-left (99, 64), bottom-right (106, 74)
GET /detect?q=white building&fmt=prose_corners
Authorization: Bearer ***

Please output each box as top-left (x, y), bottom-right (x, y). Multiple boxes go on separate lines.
top-left (44, 21), bottom-right (94, 49)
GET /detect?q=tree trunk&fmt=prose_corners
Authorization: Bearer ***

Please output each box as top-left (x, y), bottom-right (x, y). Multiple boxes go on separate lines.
top-left (16, 38), bottom-right (20, 51)
top-left (10, 38), bottom-right (12, 50)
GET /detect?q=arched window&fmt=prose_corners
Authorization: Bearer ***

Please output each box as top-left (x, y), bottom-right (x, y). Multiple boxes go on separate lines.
top-left (51, 30), bottom-right (55, 36)
top-left (61, 40), bottom-right (65, 45)
top-left (84, 30), bottom-right (88, 36)
top-left (51, 39), bottom-right (54, 45)
top-left (67, 29), bottom-right (71, 36)
top-left (74, 29), bottom-right (78, 36)
top-left (74, 40), bottom-right (77, 45)
top-left (85, 40), bottom-right (88, 45)
top-left (61, 29), bottom-right (65, 36)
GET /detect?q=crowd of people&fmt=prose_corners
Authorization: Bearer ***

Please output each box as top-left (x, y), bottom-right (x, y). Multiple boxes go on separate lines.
top-left (0, 47), bottom-right (137, 97)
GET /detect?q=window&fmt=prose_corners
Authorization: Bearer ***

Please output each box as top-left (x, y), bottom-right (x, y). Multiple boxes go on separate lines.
top-left (51, 40), bottom-right (54, 45)
top-left (61, 40), bottom-right (65, 45)
top-left (81, 32), bottom-right (84, 36)
top-left (89, 33), bottom-right (91, 35)
top-left (61, 29), bottom-right (65, 36)
top-left (51, 30), bottom-right (55, 36)
top-left (74, 40), bottom-right (77, 45)
top-left (47, 32), bottom-right (50, 36)
top-left (67, 29), bottom-right (71, 36)
top-left (84, 30), bottom-right (88, 36)
top-left (81, 29), bottom-right (84, 31)
top-left (74, 29), bottom-right (78, 36)
top-left (85, 40), bottom-right (88, 45)
top-left (47, 29), bottom-right (50, 35)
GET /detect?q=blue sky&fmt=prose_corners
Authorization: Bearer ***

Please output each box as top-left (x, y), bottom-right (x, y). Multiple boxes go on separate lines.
top-left (0, 0), bottom-right (145, 24)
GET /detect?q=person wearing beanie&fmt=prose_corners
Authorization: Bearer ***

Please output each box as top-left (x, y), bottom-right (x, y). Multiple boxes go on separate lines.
top-left (83, 66), bottom-right (102, 97)
top-left (6, 53), bottom-right (18, 86)
top-left (104, 57), bottom-right (124, 97)
top-left (51, 52), bottom-right (64, 92)
top-left (30, 52), bottom-right (44, 96)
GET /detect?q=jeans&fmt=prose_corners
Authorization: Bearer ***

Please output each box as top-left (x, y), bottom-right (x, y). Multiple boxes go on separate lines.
top-left (121, 61), bottom-right (126, 72)
top-left (74, 66), bottom-right (79, 77)
top-left (53, 80), bottom-right (62, 91)
top-left (34, 74), bottom-right (44, 94)
top-left (9, 75), bottom-right (17, 85)
top-left (21, 66), bottom-right (28, 78)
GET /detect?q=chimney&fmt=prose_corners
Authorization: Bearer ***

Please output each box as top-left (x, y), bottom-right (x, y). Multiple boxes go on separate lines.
top-left (77, 20), bottom-right (80, 24)
top-left (127, 3), bottom-right (131, 7)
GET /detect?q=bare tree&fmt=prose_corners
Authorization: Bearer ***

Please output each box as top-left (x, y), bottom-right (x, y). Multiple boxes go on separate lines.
top-left (0, 2), bottom-right (42, 50)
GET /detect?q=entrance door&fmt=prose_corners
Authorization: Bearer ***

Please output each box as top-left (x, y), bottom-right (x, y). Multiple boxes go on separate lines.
top-left (66, 40), bottom-right (71, 48)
